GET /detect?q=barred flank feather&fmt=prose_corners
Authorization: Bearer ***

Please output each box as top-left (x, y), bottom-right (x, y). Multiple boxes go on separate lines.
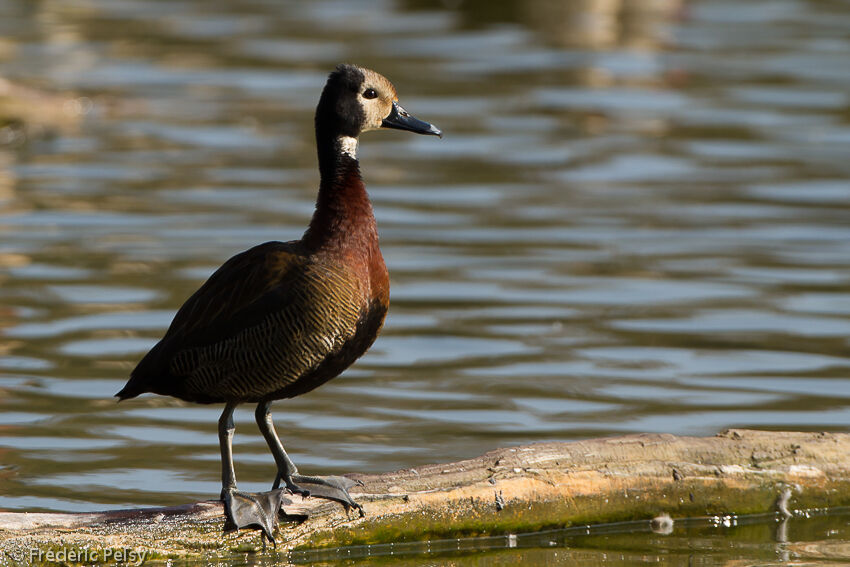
top-left (120, 235), bottom-right (388, 404)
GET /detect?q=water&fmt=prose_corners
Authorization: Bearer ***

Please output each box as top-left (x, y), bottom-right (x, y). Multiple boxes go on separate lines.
top-left (0, 0), bottom-right (849, 561)
top-left (285, 511), bottom-right (850, 567)
top-left (137, 511), bottom-right (850, 566)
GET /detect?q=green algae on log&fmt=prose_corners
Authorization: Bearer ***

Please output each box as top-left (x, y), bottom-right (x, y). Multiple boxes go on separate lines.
top-left (1, 430), bottom-right (849, 564)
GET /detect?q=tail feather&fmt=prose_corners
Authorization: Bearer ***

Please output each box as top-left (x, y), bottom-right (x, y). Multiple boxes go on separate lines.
top-left (115, 372), bottom-right (146, 400)
top-left (116, 339), bottom-right (168, 400)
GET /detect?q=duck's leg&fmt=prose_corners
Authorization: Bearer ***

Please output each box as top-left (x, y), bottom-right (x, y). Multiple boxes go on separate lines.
top-left (219, 402), bottom-right (285, 543)
top-left (255, 401), bottom-right (364, 516)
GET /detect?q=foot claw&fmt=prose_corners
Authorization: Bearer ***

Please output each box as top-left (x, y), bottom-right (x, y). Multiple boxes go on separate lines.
top-left (286, 482), bottom-right (311, 498)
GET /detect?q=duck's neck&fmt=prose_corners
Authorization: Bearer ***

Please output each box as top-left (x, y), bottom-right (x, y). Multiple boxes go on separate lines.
top-left (303, 131), bottom-right (378, 257)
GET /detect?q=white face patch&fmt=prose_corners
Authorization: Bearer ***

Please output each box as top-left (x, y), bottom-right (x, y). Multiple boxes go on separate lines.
top-left (336, 135), bottom-right (358, 158)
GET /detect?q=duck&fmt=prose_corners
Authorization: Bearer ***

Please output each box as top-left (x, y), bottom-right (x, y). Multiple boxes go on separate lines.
top-left (115, 63), bottom-right (441, 543)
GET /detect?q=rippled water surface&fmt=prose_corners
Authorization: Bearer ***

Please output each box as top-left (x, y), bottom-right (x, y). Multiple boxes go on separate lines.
top-left (0, 0), bottom-right (849, 521)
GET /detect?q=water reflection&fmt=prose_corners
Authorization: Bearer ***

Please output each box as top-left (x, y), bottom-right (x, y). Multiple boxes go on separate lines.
top-left (287, 510), bottom-right (850, 567)
top-left (0, 0), bottom-right (848, 516)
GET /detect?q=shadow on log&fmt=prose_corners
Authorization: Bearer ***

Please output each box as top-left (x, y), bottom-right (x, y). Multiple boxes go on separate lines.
top-left (2, 429), bottom-right (849, 564)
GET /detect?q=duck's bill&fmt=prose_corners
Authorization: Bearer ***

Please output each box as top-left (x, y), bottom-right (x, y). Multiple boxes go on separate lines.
top-left (382, 101), bottom-right (442, 137)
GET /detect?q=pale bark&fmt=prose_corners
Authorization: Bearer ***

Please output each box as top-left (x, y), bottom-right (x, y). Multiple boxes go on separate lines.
top-left (1, 430), bottom-right (848, 564)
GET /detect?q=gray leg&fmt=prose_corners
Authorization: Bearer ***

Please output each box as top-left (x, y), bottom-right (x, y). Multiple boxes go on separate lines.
top-left (218, 402), bottom-right (284, 543)
top-left (254, 401), bottom-right (364, 516)
top-left (254, 400), bottom-right (304, 493)
top-left (218, 402), bottom-right (238, 498)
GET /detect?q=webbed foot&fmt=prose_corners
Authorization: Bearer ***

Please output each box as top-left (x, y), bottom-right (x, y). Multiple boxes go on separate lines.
top-left (276, 473), bottom-right (365, 517)
top-left (222, 487), bottom-right (286, 544)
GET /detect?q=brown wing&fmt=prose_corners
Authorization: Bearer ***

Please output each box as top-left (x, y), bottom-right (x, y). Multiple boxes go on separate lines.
top-left (162, 241), bottom-right (304, 342)
top-left (118, 241), bottom-right (363, 403)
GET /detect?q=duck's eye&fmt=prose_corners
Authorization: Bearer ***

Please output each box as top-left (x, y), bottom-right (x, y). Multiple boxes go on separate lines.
top-left (363, 88), bottom-right (378, 100)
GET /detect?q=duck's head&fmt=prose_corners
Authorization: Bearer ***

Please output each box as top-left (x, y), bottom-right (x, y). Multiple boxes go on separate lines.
top-left (316, 64), bottom-right (442, 149)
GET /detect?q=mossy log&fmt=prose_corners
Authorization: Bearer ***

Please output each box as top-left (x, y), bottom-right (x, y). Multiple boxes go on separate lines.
top-left (2, 429), bottom-right (849, 564)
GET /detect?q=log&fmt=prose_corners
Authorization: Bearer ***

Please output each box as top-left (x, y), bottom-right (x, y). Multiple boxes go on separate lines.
top-left (1, 429), bottom-right (849, 564)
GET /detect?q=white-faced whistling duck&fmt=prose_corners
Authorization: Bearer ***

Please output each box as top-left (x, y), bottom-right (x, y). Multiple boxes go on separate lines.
top-left (116, 64), bottom-right (442, 543)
